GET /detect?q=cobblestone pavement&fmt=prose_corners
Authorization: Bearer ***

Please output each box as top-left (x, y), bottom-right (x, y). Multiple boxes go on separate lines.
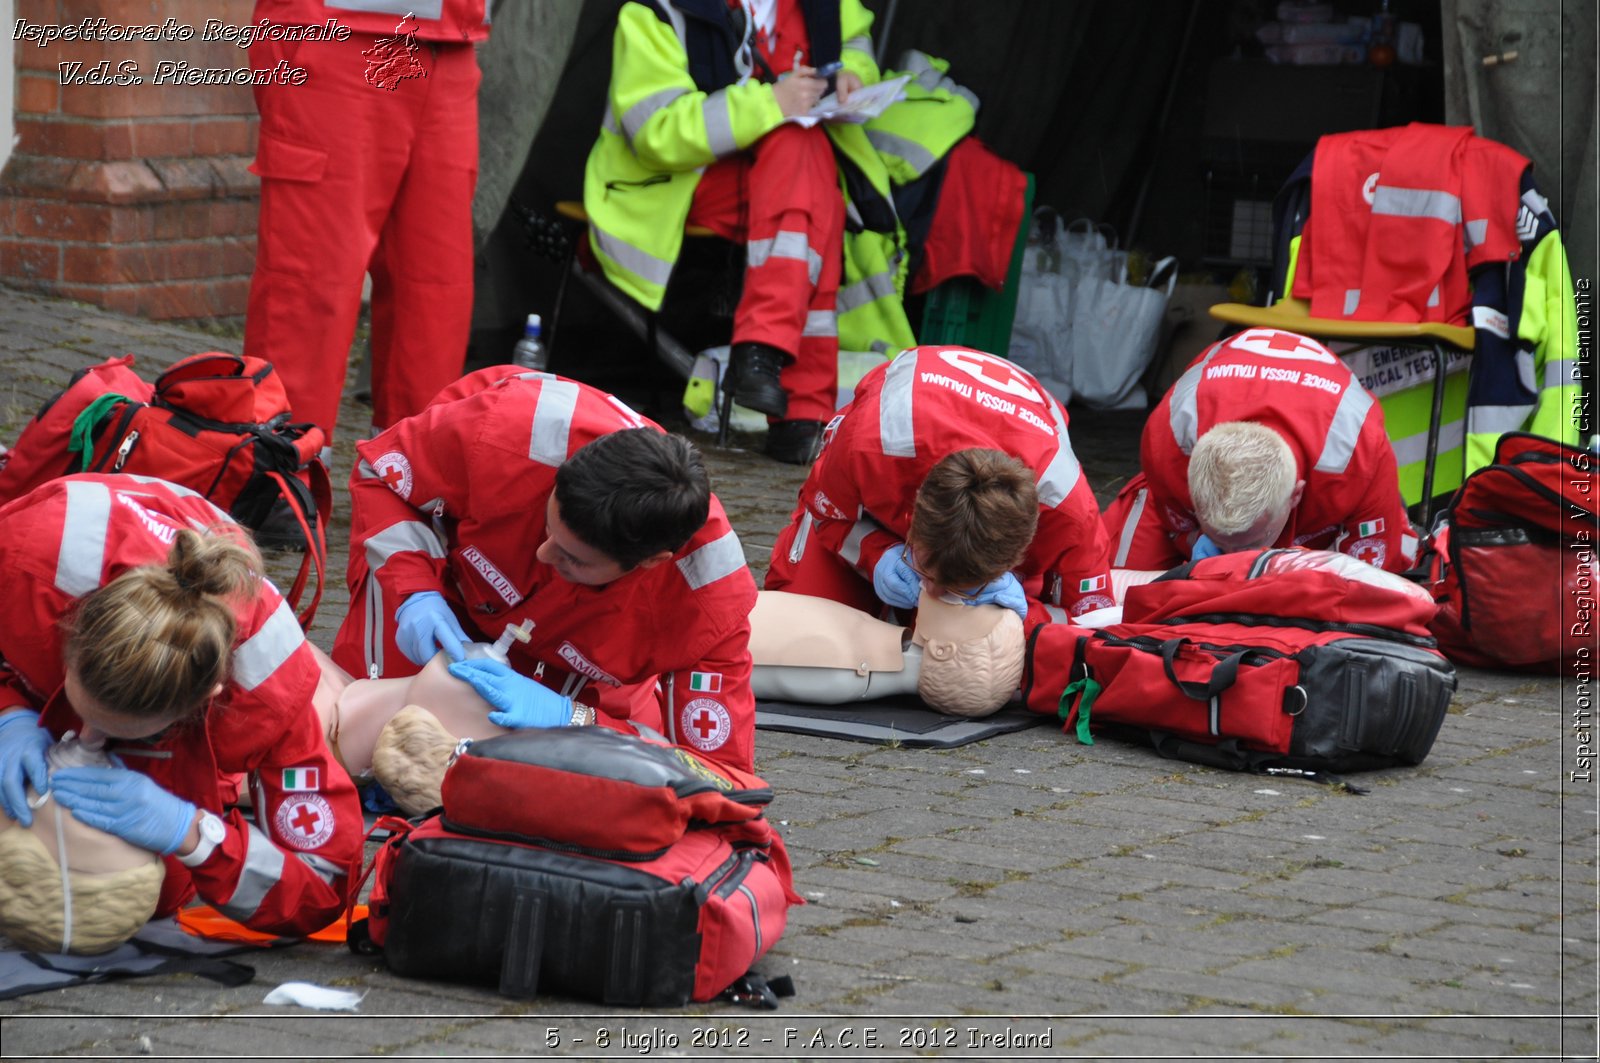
top-left (0, 285), bottom-right (1594, 1061)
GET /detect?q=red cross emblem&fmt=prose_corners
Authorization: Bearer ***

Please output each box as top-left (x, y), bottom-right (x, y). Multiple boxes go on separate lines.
top-left (372, 451), bottom-right (413, 499)
top-left (938, 349), bottom-right (1043, 403)
top-left (681, 697), bottom-right (730, 752)
top-left (1232, 329), bottom-right (1335, 364)
top-left (274, 793), bottom-right (336, 850)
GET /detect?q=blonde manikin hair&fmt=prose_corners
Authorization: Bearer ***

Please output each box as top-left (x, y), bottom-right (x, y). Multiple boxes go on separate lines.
top-left (64, 527), bottom-right (261, 722)
top-left (1188, 422), bottom-right (1298, 536)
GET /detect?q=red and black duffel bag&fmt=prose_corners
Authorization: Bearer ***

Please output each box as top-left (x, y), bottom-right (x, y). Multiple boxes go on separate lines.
top-left (1022, 549), bottom-right (1456, 777)
top-left (0, 352), bottom-right (329, 624)
top-left (353, 725), bottom-right (802, 1007)
top-left (1423, 432), bottom-right (1598, 675)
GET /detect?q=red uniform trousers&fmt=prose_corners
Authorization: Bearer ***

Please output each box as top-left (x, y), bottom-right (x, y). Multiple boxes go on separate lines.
top-left (244, 32), bottom-right (480, 438)
top-left (687, 123), bottom-right (845, 423)
top-left (766, 512), bottom-right (884, 617)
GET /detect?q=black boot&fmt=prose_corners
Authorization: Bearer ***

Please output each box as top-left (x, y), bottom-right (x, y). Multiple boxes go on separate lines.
top-left (726, 342), bottom-right (790, 419)
top-left (765, 420), bottom-right (825, 465)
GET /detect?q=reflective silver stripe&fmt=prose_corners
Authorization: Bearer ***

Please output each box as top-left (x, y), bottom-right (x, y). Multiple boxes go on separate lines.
top-left (1113, 487), bottom-right (1149, 568)
top-left (1037, 399), bottom-right (1082, 507)
top-left (747, 230), bottom-right (822, 286)
top-left (843, 35), bottom-right (872, 56)
top-left (865, 128), bottom-right (938, 176)
top-left (676, 530), bottom-right (746, 590)
top-left (802, 310), bottom-right (837, 337)
top-left (1516, 350), bottom-right (1537, 394)
top-left (1467, 404), bottom-right (1536, 437)
top-left (1372, 186), bottom-right (1463, 224)
top-left (1042, 604), bottom-right (1069, 624)
top-left (232, 599), bottom-right (302, 692)
top-left (1546, 359), bottom-right (1578, 388)
top-left (296, 852), bottom-right (345, 885)
top-left (1167, 344), bottom-right (1222, 452)
top-left (123, 475), bottom-right (218, 512)
top-left (591, 223), bottom-right (676, 289)
top-left (530, 379), bottom-right (580, 465)
top-left (1426, 285), bottom-right (1441, 308)
top-left (326, 0), bottom-right (443, 17)
top-left (56, 479), bottom-right (112, 597)
top-left (1313, 382), bottom-right (1376, 475)
top-left (364, 569), bottom-right (385, 677)
top-left (702, 88), bottom-right (737, 157)
top-left (949, 84), bottom-right (980, 110)
top-left (1464, 218), bottom-right (1488, 249)
top-left (1522, 187), bottom-right (1551, 220)
top-left (788, 511), bottom-right (814, 564)
top-left (838, 270), bottom-right (898, 314)
top-left (1391, 418), bottom-right (1466, 467)
top-left (1344, 289), bottom-right (1361, 316)
top-left (877, 353), bottom-right (919, 457)
top-left (218, 825), bottom-right (286, 923)
top-left (365, 521), bottom-right (448, 574)
top-left (621, 87), bottom-right (687, 143)
top-left (355, 459), bottom-right (379, 481)
top-left (601, 106), bottom-right (621, 137)
top-left (839, 516), bottom-right (877, 569)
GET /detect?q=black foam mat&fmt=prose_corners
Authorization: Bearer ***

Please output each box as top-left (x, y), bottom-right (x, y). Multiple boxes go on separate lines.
top-left (754, 694), bottom-right (1050, 748)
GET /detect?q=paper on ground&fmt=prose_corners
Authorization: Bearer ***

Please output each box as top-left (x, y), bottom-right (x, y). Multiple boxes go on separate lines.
top-left (263, 981), bottom-right (366, 1011)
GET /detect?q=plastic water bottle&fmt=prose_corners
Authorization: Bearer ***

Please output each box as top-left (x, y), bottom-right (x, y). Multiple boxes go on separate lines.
top-left (511, 313), bottom-right (547, 371)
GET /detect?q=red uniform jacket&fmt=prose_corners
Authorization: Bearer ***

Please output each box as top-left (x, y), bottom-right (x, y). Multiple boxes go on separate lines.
top-left (333, 373), bottom-right (759, 773)
top-left (1142, 330), bottom-right (1415, 572)
top-left (0, 475), bottom-right (362, 937)
top-left (769, 346), bottom-right (1114, 623)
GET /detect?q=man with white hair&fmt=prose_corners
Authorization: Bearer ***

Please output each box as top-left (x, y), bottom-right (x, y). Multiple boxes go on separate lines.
top-left (1103, 328), bottom-right (1416, 573)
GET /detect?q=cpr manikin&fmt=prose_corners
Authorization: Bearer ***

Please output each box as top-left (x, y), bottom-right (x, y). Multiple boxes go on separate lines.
top-left (0, 734), bottom-right (164, 955)
top-left (312, 622), bottom-right (542, 815)
top-left (749, 590), bottom-right (1027, 718)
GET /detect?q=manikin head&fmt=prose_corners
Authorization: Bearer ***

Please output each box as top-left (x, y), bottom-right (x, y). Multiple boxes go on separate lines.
top-left (908, 449), bottom-right (1038, 594)
top-left (910, 591), bottom-right (1026, 717)
top-left (0, 735), bottom-right (164, 954)
top-left (541, 429), bottom-right (711, 585)
top-left (1188, 422), bottom-right (1306, 553)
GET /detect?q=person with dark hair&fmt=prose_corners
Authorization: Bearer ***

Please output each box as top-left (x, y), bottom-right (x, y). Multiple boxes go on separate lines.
top-left (0, 474), bottom-right (362, 938)
top-left (333, 372), bottom-right (758, 772)
top-left (764, 346), bottom-right (1115, 627)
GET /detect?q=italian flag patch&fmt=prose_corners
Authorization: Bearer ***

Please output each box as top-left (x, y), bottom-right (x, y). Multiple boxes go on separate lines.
top-left (689, 672), bottom-right (722, 693)
top-left (1078, 574), bottom-right (1107, 593)
top-left (1357, 518), bottom-right (1385, 537)
top-left (282, 767), bottom-right (320, 792)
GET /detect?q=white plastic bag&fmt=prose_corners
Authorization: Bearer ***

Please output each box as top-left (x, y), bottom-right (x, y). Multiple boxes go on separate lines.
top-left (1067, 254), bottom-right (1179, 410)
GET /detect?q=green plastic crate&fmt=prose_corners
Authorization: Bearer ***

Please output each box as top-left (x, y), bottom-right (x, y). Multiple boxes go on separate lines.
top-left (918, 171), bottom-right (1035, 354)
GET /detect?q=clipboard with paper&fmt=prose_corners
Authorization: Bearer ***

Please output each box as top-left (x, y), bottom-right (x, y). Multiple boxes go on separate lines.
top-left (785, 74), bottom-right (911, 128)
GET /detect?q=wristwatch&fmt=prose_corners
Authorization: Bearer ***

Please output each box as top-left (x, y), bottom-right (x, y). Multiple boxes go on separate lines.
top-left (176, 810), bottom-right (226, 867)
top-left (569, 702), bottom-right (596, 727)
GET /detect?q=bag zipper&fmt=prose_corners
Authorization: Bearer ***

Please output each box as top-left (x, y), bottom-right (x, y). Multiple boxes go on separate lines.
top-left (711, 848), bottom-right (765, 956)
top-left (436, 815), bottom-right (671, 863)
top-left (110, 429), bottom-right (140, 472)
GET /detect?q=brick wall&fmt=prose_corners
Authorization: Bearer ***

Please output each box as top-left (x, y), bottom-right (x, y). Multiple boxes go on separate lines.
top-left (1, 0), bottom-right (261, 320)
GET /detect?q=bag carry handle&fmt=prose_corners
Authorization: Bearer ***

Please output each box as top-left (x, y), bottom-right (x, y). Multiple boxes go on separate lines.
top-left (263, 461), bottom-right (333, 630)
top-left (1159, 638), bottom-right (1245, 701)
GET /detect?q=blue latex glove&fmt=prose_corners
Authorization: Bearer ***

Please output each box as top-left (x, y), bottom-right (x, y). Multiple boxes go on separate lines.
top-left (872, 543), bottom-right (922, 610)
top-left (0, 710), bottom-right (52, 827)
top-left (447, 658), bottom-right (572, 730)
top-left (1191, 534), bottom-right (1223, 560)
top-left (964, 571), bottom-right (1029, 622)
top-left (49, 765), bottom-right (198, 855)
top-left (394, 591), bottom-right (470, 666)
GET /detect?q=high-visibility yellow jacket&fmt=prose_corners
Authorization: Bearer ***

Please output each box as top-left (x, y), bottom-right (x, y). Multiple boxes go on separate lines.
top-left (582, 0), bottom-right (882, 313)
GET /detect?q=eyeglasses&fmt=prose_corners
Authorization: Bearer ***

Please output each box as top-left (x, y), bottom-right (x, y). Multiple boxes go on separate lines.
top-left (905, 545), bottom-right (985, 603)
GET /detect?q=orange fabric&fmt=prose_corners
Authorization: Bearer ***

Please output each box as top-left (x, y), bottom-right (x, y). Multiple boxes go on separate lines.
top-left (178, 903), bottom-right (369, 944)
